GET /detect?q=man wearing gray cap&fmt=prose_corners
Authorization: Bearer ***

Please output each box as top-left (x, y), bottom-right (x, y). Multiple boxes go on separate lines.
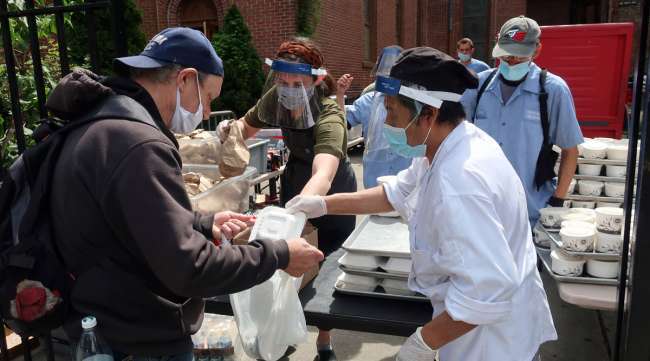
top-left (462, 16), bottom-right (583, 227)
top-left (48, 27), bottom-right (322, 359)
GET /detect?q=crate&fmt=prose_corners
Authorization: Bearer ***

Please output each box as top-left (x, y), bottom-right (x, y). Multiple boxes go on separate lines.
top-left (183, 165), bottom-right (257, 213)
top-left (246, 138), bottom-right (270, 173)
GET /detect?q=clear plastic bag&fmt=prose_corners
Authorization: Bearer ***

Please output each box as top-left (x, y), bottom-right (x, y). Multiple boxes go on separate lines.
top-left (230, 207), bottom-right (308, 361)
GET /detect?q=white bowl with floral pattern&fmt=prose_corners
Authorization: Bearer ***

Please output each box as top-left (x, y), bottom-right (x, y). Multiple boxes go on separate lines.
top-left (595, 207), bottom-right (624, 233)
top-left (596, 231), bottom-right (623, 254)
top-left (551, 250), bottom-right (585, 276)
top-left (560, 226), bottom-right (596, 252)
top-left (539, 207), bottom-right (569, 229)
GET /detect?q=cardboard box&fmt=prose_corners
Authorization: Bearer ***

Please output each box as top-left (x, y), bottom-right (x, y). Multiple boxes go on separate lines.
top-left (232, 221), bottom-right (319, 290)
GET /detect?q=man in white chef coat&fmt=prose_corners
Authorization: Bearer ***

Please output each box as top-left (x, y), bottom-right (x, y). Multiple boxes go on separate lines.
top-left (286, 47), bottom-right (557, 361)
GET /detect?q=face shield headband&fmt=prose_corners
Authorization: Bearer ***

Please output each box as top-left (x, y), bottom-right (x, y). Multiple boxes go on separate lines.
top-left (265, 58), bottom-right (327, 77)
top-left (374, 75), bottom-right (463, 109)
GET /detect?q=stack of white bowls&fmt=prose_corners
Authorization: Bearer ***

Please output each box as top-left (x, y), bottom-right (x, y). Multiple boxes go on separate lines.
top-left (594, 207), bottom-right (624, 254)
top-left (549, 208), bottom-right (622, 279)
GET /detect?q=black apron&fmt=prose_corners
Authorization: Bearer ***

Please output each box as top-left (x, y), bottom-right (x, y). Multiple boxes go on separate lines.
top-left (280, 127), bottom-right (357, 257)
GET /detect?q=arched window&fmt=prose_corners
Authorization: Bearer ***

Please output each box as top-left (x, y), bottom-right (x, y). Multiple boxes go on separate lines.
top-left (178, 0), bottom-right (219, 39)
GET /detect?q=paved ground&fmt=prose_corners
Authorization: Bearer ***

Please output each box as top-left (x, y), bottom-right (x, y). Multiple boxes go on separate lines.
top-left (19, 147), bottom-right (614, 361)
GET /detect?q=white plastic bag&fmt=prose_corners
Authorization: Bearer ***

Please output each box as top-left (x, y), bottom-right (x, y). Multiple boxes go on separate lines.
top-left (230, 207), bottom-right (308, 361)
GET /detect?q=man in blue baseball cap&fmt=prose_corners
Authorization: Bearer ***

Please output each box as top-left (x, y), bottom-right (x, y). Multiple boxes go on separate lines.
top-left (47, 27), bottom-right (323, 360)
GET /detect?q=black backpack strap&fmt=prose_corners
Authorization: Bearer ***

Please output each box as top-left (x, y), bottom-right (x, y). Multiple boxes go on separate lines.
top-left (472, 69), bottom-right (499, 123)
top-left (539, 69), bottom-right (550, 146)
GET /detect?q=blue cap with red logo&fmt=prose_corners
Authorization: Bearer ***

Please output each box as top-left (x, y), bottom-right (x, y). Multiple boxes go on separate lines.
top-left (115, 27), bottom-right (224, 76)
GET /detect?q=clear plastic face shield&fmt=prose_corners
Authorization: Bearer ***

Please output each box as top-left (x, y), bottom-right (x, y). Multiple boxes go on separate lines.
top-left (365, 47), bottom-right (403, 156)
top-left (369, 75), bottom-right (463, 152)
top-left (370, 46), bottom-right (403, 78)
top-left (256, 58), bottom-right (327, 129)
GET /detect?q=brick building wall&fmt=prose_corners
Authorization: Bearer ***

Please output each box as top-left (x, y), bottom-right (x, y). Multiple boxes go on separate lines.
top-left (132, 0), bottom-right (645, 98)
top-left (314, 0), bottom-right (368, 95)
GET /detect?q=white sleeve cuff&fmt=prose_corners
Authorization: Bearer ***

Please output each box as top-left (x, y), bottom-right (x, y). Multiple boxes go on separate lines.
top-left (445, 284), bottom-right (513, 325)
top-left (382, 182), bottom-right (409, 218)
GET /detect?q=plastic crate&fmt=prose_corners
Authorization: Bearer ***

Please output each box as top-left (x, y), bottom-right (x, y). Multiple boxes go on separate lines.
top-left (246, 138), bottom-right (270, 174)
top-left (183, 165), bottom-right (257, 213)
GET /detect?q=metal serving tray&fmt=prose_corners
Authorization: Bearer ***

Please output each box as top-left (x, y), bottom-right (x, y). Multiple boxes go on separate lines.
top-left (573, 174), bottom-right (626, 183)
top-left (567, 194), bottom-right (624, 203)
top-left (538, 248), bottom-right (618, 286)
top-left (334, 282), bottom-right (428, 303)
top-left (342, 216), bottom-right (411, 258)
top-left (540, 226), bottom-right (621, 261)
top-left (577, 158), bottom-right (627, 166)
top-left (339, 265), bottom-right (409, 280)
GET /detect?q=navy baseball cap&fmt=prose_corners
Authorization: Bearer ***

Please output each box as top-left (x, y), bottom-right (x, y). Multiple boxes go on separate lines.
top-left (115, 27), bottom-right (224, 76)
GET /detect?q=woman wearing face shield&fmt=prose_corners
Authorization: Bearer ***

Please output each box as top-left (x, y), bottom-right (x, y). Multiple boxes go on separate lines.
top-left (218, 38), bottom-right (356, 361)
top-left (286, 47), bottom-right (557, 361)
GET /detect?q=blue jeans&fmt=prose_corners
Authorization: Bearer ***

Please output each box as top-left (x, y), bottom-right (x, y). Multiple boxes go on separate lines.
top-left (115, 352), bottom-right (194, 361)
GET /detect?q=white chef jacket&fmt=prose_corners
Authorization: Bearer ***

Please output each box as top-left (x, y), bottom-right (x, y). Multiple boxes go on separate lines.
top-left (383, 121), bottom-right (557, 361)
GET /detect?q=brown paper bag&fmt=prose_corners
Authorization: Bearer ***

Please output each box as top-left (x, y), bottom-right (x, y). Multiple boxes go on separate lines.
top-left (219, 122), bottom-right (250, 178)
top-left (232, 221), bottom-right (319, 290)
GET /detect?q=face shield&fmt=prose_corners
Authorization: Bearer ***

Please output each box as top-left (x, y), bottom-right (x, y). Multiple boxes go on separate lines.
top-left (256, 58), bottom-right (327, 129)
top-left (370, 46), bottom-right (403, 78)
top-left (364, 92), bottom-right (390, 158)
top-left (374, 75), bottom-right (454, 110)
top-left (366, 75), bottom-right (464, 154)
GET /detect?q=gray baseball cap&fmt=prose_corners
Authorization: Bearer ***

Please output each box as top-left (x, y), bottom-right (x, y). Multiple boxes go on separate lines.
top-left (492, 16), bottom-right (541, 58)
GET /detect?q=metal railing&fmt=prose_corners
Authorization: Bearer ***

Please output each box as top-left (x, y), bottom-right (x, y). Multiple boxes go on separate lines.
top-left (0, 0), bottom-right (125, 359)
top-left (1, 0), bottom-right (126, 154)
top-left (201, 110), bottom-right (236, 131)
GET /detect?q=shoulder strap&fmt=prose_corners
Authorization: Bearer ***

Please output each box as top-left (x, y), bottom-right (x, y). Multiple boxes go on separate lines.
top-left (472, 69), bottom-right (499, 123)
top-left (539, 69), bottom-right (550, 146)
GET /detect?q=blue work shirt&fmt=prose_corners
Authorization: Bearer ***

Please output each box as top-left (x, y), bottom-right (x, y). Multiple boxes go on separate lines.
top-left (346, 91), bottom-right (413, 188)
top-left (465, 58), bottom-right (491, 74)
top-left (461, 64), bottom-right (583, 225)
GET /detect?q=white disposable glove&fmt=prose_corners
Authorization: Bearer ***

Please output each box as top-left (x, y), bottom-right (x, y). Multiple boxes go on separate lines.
top-left (285, 195), bottom-right (327, 219)
top-left (395, 327), bottom-right (439, 361)
top-left (216, 119), bottom-right (233, 143)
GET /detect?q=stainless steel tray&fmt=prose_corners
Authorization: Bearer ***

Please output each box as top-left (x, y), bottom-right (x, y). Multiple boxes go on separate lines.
top-left (573, 174), bottom-right (626, 183)
top-left (538, 248), bottom-right (618, 286)
top-left (577, 158), bottom-right (627, 166)
top-left (540, 226), bottom-right (621, 260)
top-left (339, 265), bottom-right (409, 280)
top-left (334, 282), bottom-right (429, 303)
top-left (342, 216), bottom-right (411, 258)
top-left (566, 194), bottom-right (624, 203)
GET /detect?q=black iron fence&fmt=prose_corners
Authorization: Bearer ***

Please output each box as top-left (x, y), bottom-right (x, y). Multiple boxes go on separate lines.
top-left (1, 0), bottom-right (126, 155)
top-left (0, 0), bottom-right (125, 359)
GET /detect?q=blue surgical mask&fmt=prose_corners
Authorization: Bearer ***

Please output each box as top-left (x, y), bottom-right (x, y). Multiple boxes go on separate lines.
top-left (498, 60), bottom-right (531, 81)
top-left (458, 52), bottom-right (471, 62)
top-left (383, 112), bottom-right (432, 158)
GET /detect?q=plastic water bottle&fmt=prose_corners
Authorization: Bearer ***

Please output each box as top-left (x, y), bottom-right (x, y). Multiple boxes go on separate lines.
top-left (75, 316), bottom-right (114, 361)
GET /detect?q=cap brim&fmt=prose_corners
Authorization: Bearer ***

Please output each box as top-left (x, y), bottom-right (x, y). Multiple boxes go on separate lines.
top-left (114, 55), bottom-right (171, 69)
top-left (492, 43), bottom-right (535, 58)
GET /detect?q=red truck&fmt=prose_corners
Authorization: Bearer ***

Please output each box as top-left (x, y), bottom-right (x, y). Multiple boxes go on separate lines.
top-left (535, 23), bottom-right (634, 139)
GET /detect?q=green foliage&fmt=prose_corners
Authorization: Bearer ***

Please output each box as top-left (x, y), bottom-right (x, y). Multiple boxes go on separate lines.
top-left (0, 0), bottom-right (146, 168)
top-left (296, 0), bottom-right (321, 37)
top-left (0, 0), bottom-right (63, 168)
top-left (211, 5), bottom-right (264, 117)
top-left (66, 0), bottom-right (146, 75)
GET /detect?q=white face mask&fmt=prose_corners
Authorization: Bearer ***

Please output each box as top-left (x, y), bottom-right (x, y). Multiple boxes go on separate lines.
top-left (170, 73), bottom-right (203, 134)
